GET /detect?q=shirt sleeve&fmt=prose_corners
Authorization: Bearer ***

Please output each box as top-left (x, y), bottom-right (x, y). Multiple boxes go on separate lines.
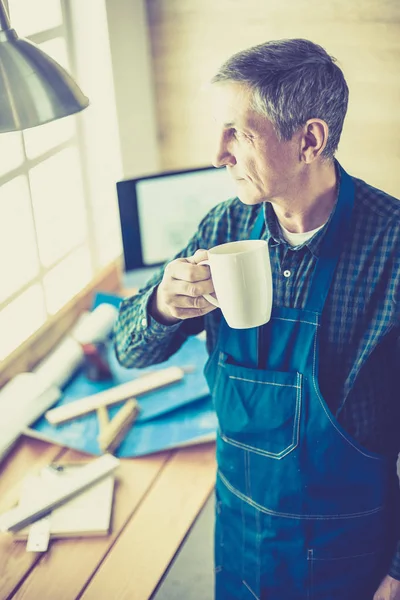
top-left (113, 216), bottom-right (210, 369)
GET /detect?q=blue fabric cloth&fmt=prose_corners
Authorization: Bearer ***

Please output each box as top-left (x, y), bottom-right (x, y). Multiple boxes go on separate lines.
top-left (204, 165), bottom-right (398, 599)
top-left (114, 161), bottom-right (400, 576)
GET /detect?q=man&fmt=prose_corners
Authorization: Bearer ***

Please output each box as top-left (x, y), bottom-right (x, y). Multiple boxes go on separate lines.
top-left (114, 39), bottom-right (400, 599)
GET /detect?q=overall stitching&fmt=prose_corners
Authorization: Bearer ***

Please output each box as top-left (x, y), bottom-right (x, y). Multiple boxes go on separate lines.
top-left (218, 470), bottom-right (383, 520)
top-left (311, 550), bottom-right (379, 561)
top-left (241, 494), bottom-right (246, 577)
top-left (294, 373), bottom-right (302, 454)
top-left (311, 326), bottom-right (383, 462)
top-left (215, 499), bottom-right (223, 574)
top-left (306, 550), bottom-right (380, 599)
top-left (255, 506), bottom-right (261, 594)
top-left (228, 375), bottom-right (300, 388)
top-left (242, 580), bottom-right (260, 600)
top-left (274, 316), bottom-right (319, 327)
top-left (220, 431), bottom-right (298, 459)
top-left (307, 549), bottom-right (314, 600)
top-left (244, 449), bottom-right (251, 498)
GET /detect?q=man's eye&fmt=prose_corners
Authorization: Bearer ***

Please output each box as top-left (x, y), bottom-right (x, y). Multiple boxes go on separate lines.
top-left (226, 128), bottom-right (247, 141)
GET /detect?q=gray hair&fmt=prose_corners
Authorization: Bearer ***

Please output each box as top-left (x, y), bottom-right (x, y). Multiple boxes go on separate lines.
top-left (211, 39), bottom-right (349, 158)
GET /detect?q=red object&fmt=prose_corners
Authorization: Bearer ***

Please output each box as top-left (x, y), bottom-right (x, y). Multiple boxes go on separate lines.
top-left (81, 342), bottom-right (113, 381)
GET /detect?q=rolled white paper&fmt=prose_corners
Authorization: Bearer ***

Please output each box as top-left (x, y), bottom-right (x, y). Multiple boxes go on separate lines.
top-left (0, 374), bottom-right (61, 463)
top-left (33, 303), bottom-right (118, 389)
top-left (33, 337), bottom-right (84, 390)
top-left (72, 304), bottom-right (119, 345)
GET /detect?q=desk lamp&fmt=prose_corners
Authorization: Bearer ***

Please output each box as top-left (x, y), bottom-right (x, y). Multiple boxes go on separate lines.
top-left (0, 0), bottom-right (89, 133)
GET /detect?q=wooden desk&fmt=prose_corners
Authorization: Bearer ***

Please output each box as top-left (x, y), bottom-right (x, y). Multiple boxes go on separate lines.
top-left (0, 436), bottom-right (216, 599)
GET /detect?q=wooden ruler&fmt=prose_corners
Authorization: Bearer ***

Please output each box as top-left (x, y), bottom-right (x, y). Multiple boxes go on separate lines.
top-left (45, 366), bottom-right (184, 425)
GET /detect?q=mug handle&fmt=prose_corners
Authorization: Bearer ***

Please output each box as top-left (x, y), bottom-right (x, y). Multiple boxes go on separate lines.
top-left (198, 260), bottom-right (219, 307)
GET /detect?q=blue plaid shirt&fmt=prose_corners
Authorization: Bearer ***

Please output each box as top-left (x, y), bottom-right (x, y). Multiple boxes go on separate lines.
top-left (114, 164), bottom-right (400, 577)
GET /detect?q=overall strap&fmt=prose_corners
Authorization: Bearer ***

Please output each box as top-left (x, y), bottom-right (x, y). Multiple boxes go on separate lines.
top-left (250, 206), bottom-right (266, 241)
top-left (305, 165), bottom-right (355, 314)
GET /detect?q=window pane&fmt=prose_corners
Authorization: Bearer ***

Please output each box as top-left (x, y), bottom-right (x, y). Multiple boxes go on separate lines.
top-left (9, 0), bottom-right (63, 37)
top-left (24, 116), bottom-right (75, 159)
top-left (29, 148), bottom-right (87, 266)
top-left (0, 131), bottom-right (24, 176)
top-left (0, 284), bottom-right (46, 360)
top-left (0, 176), bottom-right (39, 303)
top-left (43, 245), bottom-right (92, 314)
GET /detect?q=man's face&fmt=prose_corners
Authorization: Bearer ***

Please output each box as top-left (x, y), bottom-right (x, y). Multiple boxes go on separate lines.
top-left (211, 82), bottom-right (302, 205)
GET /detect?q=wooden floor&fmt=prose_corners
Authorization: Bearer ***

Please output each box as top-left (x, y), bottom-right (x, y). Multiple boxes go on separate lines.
top-left (0, 436), bottom-right (216, 600)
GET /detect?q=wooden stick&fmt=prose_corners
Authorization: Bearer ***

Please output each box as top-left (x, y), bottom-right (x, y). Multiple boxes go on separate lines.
top-left (45, 366), bottom-right (184, 425)
top-left (97, 405), bottom-right (109, 436)
top-left (0, 454), bottom-right (120, 533)
top-left (98, 399), bottom-right (139, 454)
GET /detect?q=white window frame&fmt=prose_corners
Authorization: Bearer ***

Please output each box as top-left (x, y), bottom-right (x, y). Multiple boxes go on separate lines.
top-left (0, 0), bottom-right (122, 361)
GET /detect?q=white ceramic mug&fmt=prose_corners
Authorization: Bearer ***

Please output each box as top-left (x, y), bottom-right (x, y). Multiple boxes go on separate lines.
top-left (199, 239), bottom-right (273, 329)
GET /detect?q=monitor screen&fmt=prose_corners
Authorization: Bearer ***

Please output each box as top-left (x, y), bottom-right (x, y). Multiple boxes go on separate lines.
top-left (117, 166), bottom-right (236, 270)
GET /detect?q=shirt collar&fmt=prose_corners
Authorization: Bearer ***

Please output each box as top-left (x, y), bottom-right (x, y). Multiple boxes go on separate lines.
top-left (261, 161), bottom-right (342, 258)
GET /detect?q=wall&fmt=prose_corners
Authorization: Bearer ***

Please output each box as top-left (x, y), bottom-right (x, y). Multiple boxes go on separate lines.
top-left (69, 0), bottom-right (124, 268)
top-left (146, 0), bottom-right (400, 198)
top-left (105, 0), bottom-right (160, 179)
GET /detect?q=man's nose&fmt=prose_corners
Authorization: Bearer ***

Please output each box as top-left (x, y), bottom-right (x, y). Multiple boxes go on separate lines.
top-left (212, 135), bottom-right (236, 168)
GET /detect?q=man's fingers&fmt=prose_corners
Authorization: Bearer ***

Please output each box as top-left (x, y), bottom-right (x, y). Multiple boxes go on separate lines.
top-left (167, 304), bottom-right (216, 320)
top-left (372, 574), bottom-right (400, 600)
top-left (190, 249), bottom-right (209, 264)
top-left (171, 294), bottom-right (211, 309)
top-left (166, 257), bottom-right (210, 282)
top-left (170, 278), bottom-right (215, 298)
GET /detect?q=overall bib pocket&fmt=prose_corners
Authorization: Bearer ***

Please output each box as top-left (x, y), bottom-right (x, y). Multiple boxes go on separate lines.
top-left (211, 357), bottom-right (302, 459)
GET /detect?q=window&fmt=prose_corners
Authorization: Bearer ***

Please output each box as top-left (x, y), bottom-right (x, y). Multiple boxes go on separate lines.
top-left (0, 0), bottom-right (122, 362)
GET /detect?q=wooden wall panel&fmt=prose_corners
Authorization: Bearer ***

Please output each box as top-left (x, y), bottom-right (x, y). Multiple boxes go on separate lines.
top-left (146, 0), bottom-right (400, 197)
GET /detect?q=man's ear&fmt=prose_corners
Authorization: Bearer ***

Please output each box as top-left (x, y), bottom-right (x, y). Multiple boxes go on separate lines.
top-left (300, 119), bottom-right (329, 163)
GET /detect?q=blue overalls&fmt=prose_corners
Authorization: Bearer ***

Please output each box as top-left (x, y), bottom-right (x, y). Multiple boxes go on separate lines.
top-left (204, 166), bottom-right (398, 599)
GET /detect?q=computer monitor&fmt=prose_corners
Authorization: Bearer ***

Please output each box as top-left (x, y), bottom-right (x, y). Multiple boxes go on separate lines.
top-left (117, 165), bottom-right (236, 270)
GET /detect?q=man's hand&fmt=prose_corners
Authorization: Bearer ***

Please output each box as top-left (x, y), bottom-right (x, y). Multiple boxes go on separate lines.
top-left (374, 575), bottom-right (400, 600)
top-left (150, 249), bottom-right (217, 325)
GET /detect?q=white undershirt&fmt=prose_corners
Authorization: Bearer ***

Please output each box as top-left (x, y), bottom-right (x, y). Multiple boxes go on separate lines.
top-left (279, 221), bottom-right (326, 247)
